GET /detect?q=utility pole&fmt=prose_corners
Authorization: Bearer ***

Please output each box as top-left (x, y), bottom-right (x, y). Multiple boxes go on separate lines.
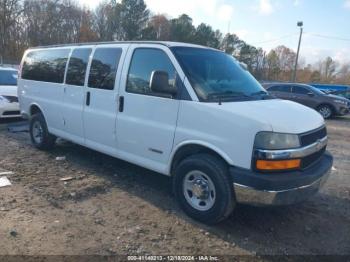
top-left (292, 21), bottom-right (303, 82)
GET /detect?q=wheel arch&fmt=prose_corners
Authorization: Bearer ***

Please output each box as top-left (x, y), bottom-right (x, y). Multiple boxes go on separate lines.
top-left (29, 103), bottom-right (45, 117)
top-left (169, 141), bottom-right (234, 175)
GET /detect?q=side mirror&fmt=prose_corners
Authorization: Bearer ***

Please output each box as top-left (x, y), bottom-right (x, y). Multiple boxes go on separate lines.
top-left (150, 70), bottom-right (177, 97)
top-left (307, 92), bottom-right (314, 97)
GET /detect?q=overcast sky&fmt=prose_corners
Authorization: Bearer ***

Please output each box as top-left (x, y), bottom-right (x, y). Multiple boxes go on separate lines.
top-left (79, 0), bottom-right (350, 65)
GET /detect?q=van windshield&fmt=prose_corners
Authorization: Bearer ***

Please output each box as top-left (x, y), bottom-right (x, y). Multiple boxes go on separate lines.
top-left (0, 70), bottom-right (18, 86)
top-left (171, 47), bottom-right (271, 102)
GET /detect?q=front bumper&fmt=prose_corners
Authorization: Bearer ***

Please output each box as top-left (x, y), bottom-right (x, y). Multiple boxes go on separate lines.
top-left (230, 152), bottom-right (333, 206)
top-left (334, 105), bottom-right (350, 116)
top-left (0, 102), bottom-right (21, 118)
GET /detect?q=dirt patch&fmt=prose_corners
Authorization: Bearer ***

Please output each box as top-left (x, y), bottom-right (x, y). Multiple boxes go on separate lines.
top-left (0, 117), bottom-right (349, 256)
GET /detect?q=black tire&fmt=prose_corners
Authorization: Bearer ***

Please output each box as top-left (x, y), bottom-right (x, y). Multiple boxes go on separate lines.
top-left (173, 154), bottom-right (235, 224)
top-left (317, 104), bottom-right (333, 119)
top-left (29, 113), bottom-right (56, 150)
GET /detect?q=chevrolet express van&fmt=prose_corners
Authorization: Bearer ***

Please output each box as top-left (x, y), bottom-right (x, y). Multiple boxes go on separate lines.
top-left (18, 42), bottom-right (333, 224)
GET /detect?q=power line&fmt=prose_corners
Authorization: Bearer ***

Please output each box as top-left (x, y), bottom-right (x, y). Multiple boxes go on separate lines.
top-left (250, 33), bottom-right (298, 45)
top-left (304, 33), bottom-right (350, 42)
top-left (250, 32), bottom-right (350, 46)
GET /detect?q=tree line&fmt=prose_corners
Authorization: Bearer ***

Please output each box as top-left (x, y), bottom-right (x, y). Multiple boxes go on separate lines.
top-left (1, 0), bottom-right (349, 85)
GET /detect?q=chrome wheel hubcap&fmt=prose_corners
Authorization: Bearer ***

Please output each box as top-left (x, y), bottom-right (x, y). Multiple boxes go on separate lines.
top-left (319, 106), bottom-right (331, 118)
top-left (32, 121), bottom-right (43, 144)
top-left (183, 170), bottom-right (216, 211)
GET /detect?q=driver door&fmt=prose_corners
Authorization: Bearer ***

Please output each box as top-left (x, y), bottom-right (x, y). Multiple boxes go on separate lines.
top-left (83, 45), bottom-right (127, 154)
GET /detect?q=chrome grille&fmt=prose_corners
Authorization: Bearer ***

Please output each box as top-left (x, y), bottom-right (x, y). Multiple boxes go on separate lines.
top-left (299, 126), bottom-right (327, 169)
top-left (299, 126), bottom-right (327, 147)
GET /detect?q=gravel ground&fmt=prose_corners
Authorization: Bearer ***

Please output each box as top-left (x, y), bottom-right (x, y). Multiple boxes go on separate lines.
top-left (0, 116), bottom-right (349, 258)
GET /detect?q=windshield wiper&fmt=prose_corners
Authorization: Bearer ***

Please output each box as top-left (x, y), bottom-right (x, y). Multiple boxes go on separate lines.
top-left (207, 91), bottom-right (253, 104)
top-left (250, 91), bottom-right (268, 96)
top-left (208, 91), bottom-right (251, 99)
top-left (249, 90), bottom-right (274, 100)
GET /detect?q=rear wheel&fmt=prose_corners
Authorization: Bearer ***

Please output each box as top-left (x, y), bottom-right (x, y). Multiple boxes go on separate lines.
top-left (29, 113), bottom-right (56, 150)
top-left (173, 154), bottom-right (235, 224)
top-left (317, 104), bottom-right (333, 119)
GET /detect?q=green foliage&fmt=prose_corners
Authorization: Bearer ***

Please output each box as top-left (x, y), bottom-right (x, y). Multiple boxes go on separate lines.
top-left (220, 33), bottom-right (243, 55)
top-left (267, 50), bottom-right (280, 80)
top-left (119, 0), bottom-right (150, 40)
top-left (140, 26), bottom-right (157, 40)
top-left (193, 23), bottom-right (220, 48)
top-left (169, 14), bottom-right (195, 43)
top-left (239, 43), bottom-right (258, 70)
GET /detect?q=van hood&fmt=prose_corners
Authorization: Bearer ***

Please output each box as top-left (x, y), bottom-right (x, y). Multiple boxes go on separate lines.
top-left (210, 99), bottom-right (324, 134)
top-left (0, 85), bottom-right (18, 96)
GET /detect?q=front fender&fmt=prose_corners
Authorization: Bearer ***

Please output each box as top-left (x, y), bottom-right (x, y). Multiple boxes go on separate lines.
top-left (168, 140), bottom-right (235, 174)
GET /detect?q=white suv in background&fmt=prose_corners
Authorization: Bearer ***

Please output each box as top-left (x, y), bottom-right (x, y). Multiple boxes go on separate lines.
top-left (18, 42), bottom-right (333, 224)
top-left (0, 67), bottom-right (21, 118)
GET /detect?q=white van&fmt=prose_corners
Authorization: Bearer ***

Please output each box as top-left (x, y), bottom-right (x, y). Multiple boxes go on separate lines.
top-left (18, 42), bottom-right (333, 224)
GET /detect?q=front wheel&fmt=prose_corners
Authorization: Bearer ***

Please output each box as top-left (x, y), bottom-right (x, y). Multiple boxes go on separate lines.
top-left (173, 154), bottom-right (235, 224)
top-left (29, 113), bottom-right (56, 150)
top-left (317, 104), bottom-right (333, 119)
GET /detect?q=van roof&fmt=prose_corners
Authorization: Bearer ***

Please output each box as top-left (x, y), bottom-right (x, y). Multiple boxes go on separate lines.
top-left (28, 41), bottom-right (212, 50)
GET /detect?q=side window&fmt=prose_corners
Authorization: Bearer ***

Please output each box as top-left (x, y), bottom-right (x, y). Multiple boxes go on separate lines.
top-left (22, 49), bottom-right (70, 83)
top-left (66, 48), bottom-right (92, 86)
top-left (88, 48), bottom-right (122, 90)
top-left (293, 86), bottom-right (309, 94)
top-left (279, 85), bottom-right (292, 93)
top-left (126, 48), bottom-right (177, 96)
top-left (268, 85), bottom-right (291, 92)
top-left (268, 86), bottom-right (280, 91)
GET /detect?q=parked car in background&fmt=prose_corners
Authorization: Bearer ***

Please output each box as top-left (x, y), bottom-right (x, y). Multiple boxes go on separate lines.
top-left (0, 67), bottom-right (21, 118)
top-left (263, 83), bottom-right (350, 119)
top-left (330, 89), bottom-right (350, 100)
top-left (309, 83), bottom-right (349, 93)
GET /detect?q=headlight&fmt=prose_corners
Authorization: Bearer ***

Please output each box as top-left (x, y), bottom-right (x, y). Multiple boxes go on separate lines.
top-left (333, 99), bottom-right (347, 105)
top-left (0, 95), bottom-right (9, 103)
top-left (254, 132), bottom-right (300, 150)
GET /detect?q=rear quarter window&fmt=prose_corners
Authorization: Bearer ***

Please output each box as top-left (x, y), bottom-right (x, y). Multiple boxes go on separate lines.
top-left (22, 49), bottom-right (70, 83)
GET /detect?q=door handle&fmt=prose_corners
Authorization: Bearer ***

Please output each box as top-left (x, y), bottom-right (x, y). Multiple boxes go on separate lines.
top-left (119, 96), bottom-right (124, 112)
top-left (86, 91), bottom-right (90, 106)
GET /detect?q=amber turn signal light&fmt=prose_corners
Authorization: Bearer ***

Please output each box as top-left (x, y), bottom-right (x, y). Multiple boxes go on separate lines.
top-left (256, 159), bottom-right (301, 170)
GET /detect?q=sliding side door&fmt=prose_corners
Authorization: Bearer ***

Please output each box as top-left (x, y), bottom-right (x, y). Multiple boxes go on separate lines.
top-left (83, 45), bottom-right (128, 155)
